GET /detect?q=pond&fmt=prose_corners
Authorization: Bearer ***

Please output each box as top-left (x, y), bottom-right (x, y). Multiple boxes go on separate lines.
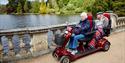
top-left (0, 14), bottom-right (80, 30)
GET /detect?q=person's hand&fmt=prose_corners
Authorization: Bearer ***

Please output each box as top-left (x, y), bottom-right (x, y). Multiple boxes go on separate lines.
top-left (72, 33), bottom-right (75, 37)
top-left (75, 24), bottom-right (81, 28)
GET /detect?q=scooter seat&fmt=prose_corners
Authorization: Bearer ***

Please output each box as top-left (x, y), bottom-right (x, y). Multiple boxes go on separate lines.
top-left (78, 31), bottom-right (95, 42)
top-left (78, 37), bottom-right (92, 42)
top-left (84, 31), bottom-right (96, 36)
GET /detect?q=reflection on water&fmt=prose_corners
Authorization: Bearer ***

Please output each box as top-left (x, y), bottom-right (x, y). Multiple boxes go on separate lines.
top-left (0, 14), bottom-right (80, 30)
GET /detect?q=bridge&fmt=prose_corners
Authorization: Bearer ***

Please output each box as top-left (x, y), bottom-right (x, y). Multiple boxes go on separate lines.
top-left (16, 31), bottom-right (125, 63)
top-left (0, 14), bottom-right (125, 62)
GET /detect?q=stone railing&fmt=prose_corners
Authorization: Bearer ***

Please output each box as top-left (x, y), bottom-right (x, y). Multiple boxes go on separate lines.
top-left (116, 17), bottom-right (125, 28)
top-left (0, 14), bottom-right (125, 62)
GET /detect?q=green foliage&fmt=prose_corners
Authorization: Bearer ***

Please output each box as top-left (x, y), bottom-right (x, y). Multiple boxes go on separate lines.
top-left (0, 0), bottom-right (124, 15)
top-left (90, 0), bottom-right (111, 15)
top-left (7, 0), bottom-right (26, 13)
top-left (30, 1), bottom-right (40, 13)
top-left (0, 5), bottom-right (7, 14)
top-left (56, 0), bottom-right (64, 8)
top-left (112, 0), bottom-right (125, 16)
top-left (16, 2), bottom-right (22, 14)
top-left (39, 2), bottom-right (47, 14)
top-left (66, 3), bottom-right (75, 10)
top-left (7, 0), bottom-right (18, 13)
top-left (24, 1), bottom-right (29, 13)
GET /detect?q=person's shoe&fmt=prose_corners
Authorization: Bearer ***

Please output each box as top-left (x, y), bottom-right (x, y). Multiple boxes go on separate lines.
top-left (71, 50), bottom-right (78, 55)
top-left (88, 46), bottom-right (95, 50)
top-left (15, 54), bottom-right (21, 58)
top-left (67, 49), bottom-right (72, 52)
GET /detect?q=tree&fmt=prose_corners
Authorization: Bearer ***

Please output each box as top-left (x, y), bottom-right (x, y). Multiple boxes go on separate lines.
top-left (90, 0), bottom-right (111, 15)
top-left (0, 5), bottom-right (7, 14)
top-left (112, 0), bottom-right (125, 16)
top-left (30, 1), bottom-right (40, 13)
top-left (39, 1), bottom-right (48, 14)
top-left (6, 0), bottom-right (18, 13)
top-left (17, 2), bottom-right (22, 14)
top-left (24, 1), bottom-right (29, 13)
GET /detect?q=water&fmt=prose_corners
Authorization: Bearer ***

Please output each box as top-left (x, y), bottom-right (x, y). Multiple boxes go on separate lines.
top-left (0, 14), bottom-right (80, 30)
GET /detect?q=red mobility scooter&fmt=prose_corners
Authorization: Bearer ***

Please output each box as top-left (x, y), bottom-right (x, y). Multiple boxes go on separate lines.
top-left (52, 12), bottom-right (111, 63)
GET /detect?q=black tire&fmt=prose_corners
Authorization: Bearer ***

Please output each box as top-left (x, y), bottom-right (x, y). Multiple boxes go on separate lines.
top-left (52, 51), bottom-right (59, 60)
top-left (52, 51), bottom-right (55, 57)
top-left (60, 56), bottom-right (71, 63)
top-left (103, 41), bottom-right (110, 51)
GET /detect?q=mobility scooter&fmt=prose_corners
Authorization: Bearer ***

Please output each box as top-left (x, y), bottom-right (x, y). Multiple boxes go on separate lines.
top-left (52, 12), bottom-right (111, 63)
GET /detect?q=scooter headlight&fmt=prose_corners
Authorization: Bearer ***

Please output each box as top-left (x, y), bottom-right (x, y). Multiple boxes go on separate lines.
top-left (65, 31), bottom-right (68, 34)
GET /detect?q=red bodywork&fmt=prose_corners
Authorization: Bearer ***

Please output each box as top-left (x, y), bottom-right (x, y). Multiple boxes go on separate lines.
top-left (53, 26), bottom-right (110, 62)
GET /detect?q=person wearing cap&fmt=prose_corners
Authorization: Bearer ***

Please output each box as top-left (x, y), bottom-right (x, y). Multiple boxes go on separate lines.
top-left (68, 12), bottom-right (90, 55)
top-left (88, 12), bottom-right (109, 49)
top-left (96, 12), bottom-right (109, 28)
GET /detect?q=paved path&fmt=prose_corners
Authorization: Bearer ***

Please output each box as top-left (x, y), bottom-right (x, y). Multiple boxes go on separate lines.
top-left (17, 32), bottom-right (125, 63)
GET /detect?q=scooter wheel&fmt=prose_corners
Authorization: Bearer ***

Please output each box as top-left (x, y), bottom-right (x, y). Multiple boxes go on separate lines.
top-left (60, 56), bottom-right (71, 63)
top-left (103, 41), bottom-right (110, 51)
top-left (52, 51), bottom-right (55, 57)
top-left (52, 51), bottom-right (58, 60)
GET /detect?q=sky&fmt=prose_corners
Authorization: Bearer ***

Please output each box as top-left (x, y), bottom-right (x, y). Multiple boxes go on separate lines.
top-left (0, 0), bottom-right (43, 5)
top-left (0, 0), bottom-right (8, 5)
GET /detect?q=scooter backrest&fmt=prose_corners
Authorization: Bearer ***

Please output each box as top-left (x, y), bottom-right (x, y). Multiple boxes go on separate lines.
top-left (87, 15), bottom-right (95, 31)
top-left (103, 12), bottom-right (111, 36)
top-left (103, 13), bottom-right (110, 20)
top-left (103, 12), bottom-right (111, 28)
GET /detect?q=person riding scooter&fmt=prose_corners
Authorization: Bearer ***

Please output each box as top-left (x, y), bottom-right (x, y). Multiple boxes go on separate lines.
top-left (88, 12), bottom-right (110, 49)
top-left (68, 12), bottom-right (90, 55)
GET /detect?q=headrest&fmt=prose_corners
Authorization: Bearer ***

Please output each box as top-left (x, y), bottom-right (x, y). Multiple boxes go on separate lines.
top-left (103, 13), bottom-right (110, 19)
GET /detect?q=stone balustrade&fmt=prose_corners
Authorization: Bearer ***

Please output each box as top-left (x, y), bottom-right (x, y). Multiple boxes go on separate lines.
top-left (0, 14), bottom-right (125, 62)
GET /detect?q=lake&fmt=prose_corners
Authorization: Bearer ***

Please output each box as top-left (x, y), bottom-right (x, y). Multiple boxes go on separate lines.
top-left (0, 14), bottom-right (80, 30)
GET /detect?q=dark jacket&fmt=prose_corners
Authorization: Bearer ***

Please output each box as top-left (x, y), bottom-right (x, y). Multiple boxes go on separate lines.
top-left (79, 18), bottom-right (90, 35)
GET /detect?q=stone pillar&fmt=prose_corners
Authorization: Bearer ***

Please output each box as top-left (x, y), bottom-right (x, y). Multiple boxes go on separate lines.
top-left (110, 13), bottom-right (118, 29)
top-left (30, 33), bottom-right (48, 53)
